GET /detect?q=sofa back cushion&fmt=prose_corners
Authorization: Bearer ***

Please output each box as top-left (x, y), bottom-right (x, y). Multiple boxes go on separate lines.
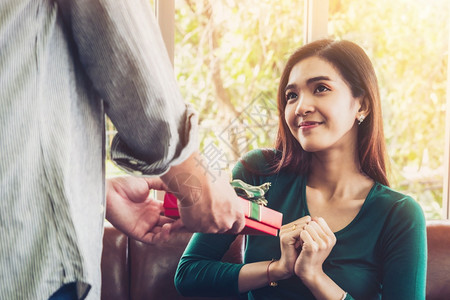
top-left (101, 223), bottom-right (129, 299)
top-left (101, 224), bottom-right (244, 300)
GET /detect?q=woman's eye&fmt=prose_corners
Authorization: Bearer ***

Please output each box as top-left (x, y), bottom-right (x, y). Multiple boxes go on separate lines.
top-left (314, 85), bottom-right (330, 93)
top-left (286, 92), bottom-right (297, 101)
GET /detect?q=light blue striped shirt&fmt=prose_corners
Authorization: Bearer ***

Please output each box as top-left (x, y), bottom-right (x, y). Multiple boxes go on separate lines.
top-left (0, 0), bottom-right (198, 299)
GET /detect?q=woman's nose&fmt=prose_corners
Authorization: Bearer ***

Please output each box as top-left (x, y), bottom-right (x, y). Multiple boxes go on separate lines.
top-left (294, 95), bottom-right (314, 117)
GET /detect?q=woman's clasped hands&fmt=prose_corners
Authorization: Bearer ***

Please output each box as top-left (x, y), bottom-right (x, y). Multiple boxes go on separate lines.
top-left (276, 216), bottom-right (337, 284)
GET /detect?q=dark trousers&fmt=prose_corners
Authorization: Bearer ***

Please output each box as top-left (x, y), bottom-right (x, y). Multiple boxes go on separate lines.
top-left (48, 283), bottom-right (77, 300)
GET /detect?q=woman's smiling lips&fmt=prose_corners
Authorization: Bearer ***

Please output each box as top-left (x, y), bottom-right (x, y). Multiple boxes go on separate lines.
top-left (298, 121), bottom-right (324, 129)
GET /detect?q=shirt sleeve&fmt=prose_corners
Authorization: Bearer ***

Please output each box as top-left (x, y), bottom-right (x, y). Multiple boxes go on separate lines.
top-left (56, 0), bottom-right (198, 175)
top-left (175, 233), bottom-right (244, 297)
top-left (379, 196), bottom-right (427, 300)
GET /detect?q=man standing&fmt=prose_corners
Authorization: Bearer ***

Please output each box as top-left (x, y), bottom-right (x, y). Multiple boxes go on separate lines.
top-left (0, 0), bottom-right (244, 299)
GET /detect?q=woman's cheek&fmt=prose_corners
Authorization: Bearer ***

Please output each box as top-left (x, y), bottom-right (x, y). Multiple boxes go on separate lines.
top-left (284, 107), bottom-right (294, 127)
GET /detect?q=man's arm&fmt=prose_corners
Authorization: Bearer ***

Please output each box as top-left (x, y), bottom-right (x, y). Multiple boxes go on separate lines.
top-left (57, 0), bottom-right (244, 233)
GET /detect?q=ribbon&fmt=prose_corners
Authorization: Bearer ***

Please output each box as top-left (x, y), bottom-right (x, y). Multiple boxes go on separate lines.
top-left (248, 201), bottom-right (262, 221)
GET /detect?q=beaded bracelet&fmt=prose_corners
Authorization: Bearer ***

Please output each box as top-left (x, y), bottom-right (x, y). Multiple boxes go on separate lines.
top-left (266, 259), bottom-right (278, 287)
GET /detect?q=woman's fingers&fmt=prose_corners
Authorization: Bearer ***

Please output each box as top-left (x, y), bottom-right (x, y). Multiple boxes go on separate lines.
top-left (280, 216), bottom-right (337, 251)
top-left (279, 226), bottom-right (301, 246)
top-left (280, 215), bottom-right (311, 233)
top-left (304, 222), bottom-right (323, 240)
top-left (300, 229), bottom-right (318, 252)
top-left (301, 218), bottom-right (336, 250)
top-left (291, 215), bottom-right (312, 227)
top-left (316, 217), bottom-right (335, 237)
top-left (280, 215), bottom-right (311, 247)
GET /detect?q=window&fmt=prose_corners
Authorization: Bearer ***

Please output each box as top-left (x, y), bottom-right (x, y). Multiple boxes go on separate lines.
top-left (107, 0), bottom-right (450, 219)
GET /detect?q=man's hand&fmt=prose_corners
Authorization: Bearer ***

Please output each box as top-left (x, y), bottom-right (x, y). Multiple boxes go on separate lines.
top-left (105, 176), bottom-right (184, 244)
top-left (161, 151), bottom-right (245, 233)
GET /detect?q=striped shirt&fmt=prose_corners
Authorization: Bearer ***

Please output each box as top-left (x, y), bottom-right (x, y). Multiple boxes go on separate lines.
top-left (0, 0), bottom-right (198, 299)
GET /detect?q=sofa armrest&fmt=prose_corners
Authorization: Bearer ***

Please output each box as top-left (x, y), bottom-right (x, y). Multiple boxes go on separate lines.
top-left (426, 220), bottom-right (450, 299)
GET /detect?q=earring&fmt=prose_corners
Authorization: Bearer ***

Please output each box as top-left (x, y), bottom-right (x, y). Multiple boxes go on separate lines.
top-left (358, 114), bottom-right (365, 125)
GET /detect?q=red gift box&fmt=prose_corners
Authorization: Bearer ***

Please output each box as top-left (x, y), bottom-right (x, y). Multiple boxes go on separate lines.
top-left (163, 192), bottom-right (181, 218)
top-left (163, 192), bottom-right (283, 236)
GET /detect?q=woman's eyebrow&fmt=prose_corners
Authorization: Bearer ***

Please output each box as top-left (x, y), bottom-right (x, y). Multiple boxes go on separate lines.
top-left (284, 83), bottom-right (297, 93)
top-left (285, 76), bottom-right (332, 93)
top-left (306, 76), bottom-right (332, 85)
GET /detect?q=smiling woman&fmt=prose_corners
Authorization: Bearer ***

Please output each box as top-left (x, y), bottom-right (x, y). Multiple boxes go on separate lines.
top-left (174, 39), bottom-right (427, 300)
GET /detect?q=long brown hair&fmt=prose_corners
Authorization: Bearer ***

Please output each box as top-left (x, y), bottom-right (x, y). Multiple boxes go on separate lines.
top-left (272, 39), bottom-right (389, 186)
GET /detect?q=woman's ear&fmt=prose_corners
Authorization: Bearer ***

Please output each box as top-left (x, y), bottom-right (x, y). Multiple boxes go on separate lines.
top-left (356, 97), bottom-right (371, 122)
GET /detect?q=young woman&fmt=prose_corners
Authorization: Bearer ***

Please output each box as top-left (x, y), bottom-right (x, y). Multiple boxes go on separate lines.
top-left (174, 39), bottom-right (427, 300)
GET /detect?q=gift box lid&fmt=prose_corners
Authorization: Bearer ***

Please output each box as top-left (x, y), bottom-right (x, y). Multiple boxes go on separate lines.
top-left (239, 197), bottom-right (282, 230)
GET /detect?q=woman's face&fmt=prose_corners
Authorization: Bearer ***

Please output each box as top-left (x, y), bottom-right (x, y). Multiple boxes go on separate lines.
top-left (284, 56), bottom-right (362, 153)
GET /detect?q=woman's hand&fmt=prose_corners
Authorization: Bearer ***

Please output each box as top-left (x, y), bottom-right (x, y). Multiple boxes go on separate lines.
top-left (273, 215), bottom-right (312, 279)
top-left (294, 217), bottom-right (336, 283)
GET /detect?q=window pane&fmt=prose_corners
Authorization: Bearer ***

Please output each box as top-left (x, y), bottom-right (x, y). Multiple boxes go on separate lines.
top-left (329, 0), bottom-right (450, 219)
top-left (175, 0), bottom-right (305, 174)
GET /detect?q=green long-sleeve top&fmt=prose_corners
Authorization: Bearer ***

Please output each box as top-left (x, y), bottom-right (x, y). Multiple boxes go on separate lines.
top-left (175, 149), bottom-right (427, 299)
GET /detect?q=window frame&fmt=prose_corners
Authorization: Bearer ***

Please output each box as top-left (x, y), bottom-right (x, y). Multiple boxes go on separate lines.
top-left (444, 35), bottom-right (450, 219)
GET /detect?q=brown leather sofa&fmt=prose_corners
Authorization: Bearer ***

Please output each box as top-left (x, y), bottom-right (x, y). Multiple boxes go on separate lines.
top-left (101, 220), bottom-right (450, 300)
top-left (101, 222), bottom-right (243, 300)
